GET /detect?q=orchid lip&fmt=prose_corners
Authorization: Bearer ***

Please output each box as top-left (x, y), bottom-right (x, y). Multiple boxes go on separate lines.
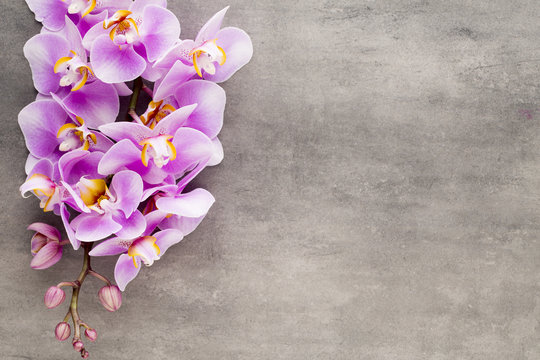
top-left (127, 236), bottom-right (161, 268)
top-left (57, 117), bottom-right (97, 152)
top-left (189, 39), bottom-right (227, 77)
top-left (139, 135), bottom-right (177, 168)
top-left (53, 51), bottom-right (93, 92)
top-left (77, 178), bottom-right (115, 214)
top-left (20, 174), bottom-right (60, 212)
top-left (104, 10), bottom-right (141, 46)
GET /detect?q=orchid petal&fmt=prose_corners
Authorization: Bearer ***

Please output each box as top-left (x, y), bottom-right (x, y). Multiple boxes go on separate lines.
top-left (206, 27), bottom-right (253, 83)
top-left (113, 211), bottom-right (146, 239)
top-left (139, 5), bottom-right (181, 62)
top-left (156, 188), bottom-right (215, 218)
top-left (75, 213), bottom-right (122, 242)
top-left (26, 0), bottom-right (69, 31)
top-left (154, 229), bottom-right (183, 256)
top-left (115, 253), bottom-right (141, 291)
top-left (153, 60), bottom-right (196, 101)
top-left (30, 241), bottom-right (62, 269)
top-left (110, 170), bottom-right (143, 216)
top-left (89, 237), bottom-right (130, 257)
top-left (195, 7), bottom-right (229, 44)
top-left (27, 222), bottom-right (61, 242)
top-left (90, 34), bottom-right (146, 83)
top-left (23, 33), bottom-right (69, 94)
top-left (174, 80), bottom-right (225, 139)
top-left (18, 100), bottom-right (68, 158)
top-left (63, 81), bottom-right (120, 128)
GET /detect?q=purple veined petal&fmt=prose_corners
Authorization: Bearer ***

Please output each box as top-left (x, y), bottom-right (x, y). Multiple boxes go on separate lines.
top-left (26, 0), bottom-right (69, 31)
top-left (156, 188), bottom-right (215, 218)
top-left (98, 122), bottom-right (153, 144)
top-left (98, 140), bottom-right (169, 184)
top-left (139, 5), bottom-right (181, 62)
top-left (129, 0), bottom-right (167, 15)
top-left (153, 104), bottom-right (197, 137)
top-left (174, 80), bottom-right (225, 139)
top-left (163, 128), bottom-right (213, 184)
top-left (60, 204), bottom-right (81, 250)
top-left (30, 241), bottom-right (63, 269)
top-left (154, 39), bottom-right (196, 70)
top-left (153, 60), bottom-right (196, 101)
top-left (81, 16), bottom-right (109, 50)
top-left (207, 137), bottom-right (224, 166)
top-left (62, 81), bottom-right (120, 128)
top-left (113, 210), bottom-right (146, 239)
top-left (113, 82), bottom-right (133, 96)
top-left (114, 253), bottom-right (141, 291)
top-left (195, 6), bottom-right (229, 44)
top-left (90, 34), bottom-right (146, 83)
top-left (23, 33), bottom-right (70, 94)
top-left (27, 223), bottom-right (61, 242)
top-left (110, 170), bottom-right (143, 216)
top-left (154, 229), bottom-right (183, 256)
top-left (89, 237), bottom-right (131, 257)
top-left (75, 212), bottom-right (122, 242)
top-left (204, 27), bottom-right (253, 83)
top-left (18, 100), bottom-right (68, 158)
top-left (159, 214), bottom-right (206, 236)
top-left (58, 150), bottom-right (103, 185)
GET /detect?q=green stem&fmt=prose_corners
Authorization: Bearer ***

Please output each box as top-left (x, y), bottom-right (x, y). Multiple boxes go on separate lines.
top-left (127, 77), bottom-right (143, 117)
top-left (70, 242), bottom-right (93, 339)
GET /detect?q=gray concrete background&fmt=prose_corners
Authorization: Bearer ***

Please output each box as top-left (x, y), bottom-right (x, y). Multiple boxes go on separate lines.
top-left (1, 0), bottom-right (540, 359)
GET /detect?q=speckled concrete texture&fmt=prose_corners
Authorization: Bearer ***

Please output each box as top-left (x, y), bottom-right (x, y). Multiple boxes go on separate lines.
top-left (1, 1), bottom-right (540, 359)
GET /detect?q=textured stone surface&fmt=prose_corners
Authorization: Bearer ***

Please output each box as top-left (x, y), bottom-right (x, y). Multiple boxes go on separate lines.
top-left (1, 1), bottom-right (540, 359)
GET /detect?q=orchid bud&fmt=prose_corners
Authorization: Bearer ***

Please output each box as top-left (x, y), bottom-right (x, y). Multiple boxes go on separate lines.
top-left (84, 328), bottom-right (97, 342)
top-left (81, 349), bottom-right (89, 358)
top-left (73, 339), bottom-right (84, 352)
top-left (98, 285), bottom-right (122, 312)
top-left (44, 286), bottom-right (66, 309)
top-left (31, 241), bottom-right (63, 270)
top-left (28, 223), bottom-right (63, 271)
top-left (55, 322), bottom-right (71, 341)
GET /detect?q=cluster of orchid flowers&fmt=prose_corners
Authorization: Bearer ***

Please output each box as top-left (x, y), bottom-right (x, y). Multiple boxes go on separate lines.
top-left (20, 0), bottom-right (252, 357)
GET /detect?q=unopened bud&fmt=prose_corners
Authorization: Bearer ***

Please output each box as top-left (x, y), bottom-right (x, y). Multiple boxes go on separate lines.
top-left (55, 322), bottom-right (71, 341)
top-left (31, 241), bottom-right (63, 270)
top-left (85, 328), bottom-right (97, 342)
top-left (73, 339), bottom-right (84, 352)
top-left (81, 349), bottom-right (89, 358)
top-left (44, 286), bottom-right (65, 309)
top-left (98, 285), bottom-right (122, 312)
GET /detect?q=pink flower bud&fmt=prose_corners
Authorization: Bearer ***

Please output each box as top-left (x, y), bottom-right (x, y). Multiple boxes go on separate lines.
top-left (73, 339), bottom-right (84, 352)
top-left (81, 349), bottom-right (89, 358)
top-left (55, 322), bottom-right (71, 341)
top-left (98, 285), bottom-right (122, 312)
top-left (31, 233), bottom-right (48, 254)
top-left (31, 241), bottom-right (63, 270)
top-left (44, 286), bottom-right (65, 309)
top-left (84, 328), bottom-right (97, 342)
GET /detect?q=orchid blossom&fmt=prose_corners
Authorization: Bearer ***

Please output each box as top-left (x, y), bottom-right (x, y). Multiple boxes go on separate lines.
top-left (19, 1), bottom-right (251, 357)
